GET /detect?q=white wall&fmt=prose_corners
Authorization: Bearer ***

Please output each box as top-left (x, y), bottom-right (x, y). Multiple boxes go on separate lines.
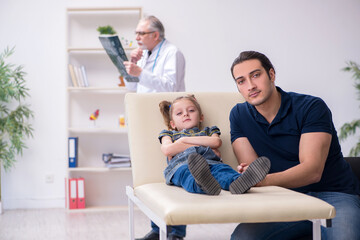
top-left (1, 0), bottom-right (359, 209)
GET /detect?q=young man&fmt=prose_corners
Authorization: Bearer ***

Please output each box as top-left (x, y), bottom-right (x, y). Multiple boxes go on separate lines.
top-left (128, 15), bottom-right (186, 240)
top-left (124, 15), bottom-right (185, 93)
top-left (229, 51), bottom-right (360, 239)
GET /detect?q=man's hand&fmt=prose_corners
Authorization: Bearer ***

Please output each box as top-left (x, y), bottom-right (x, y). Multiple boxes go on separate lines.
top-left (124, 61), bottom-right (142, 77)
top-left (237, 163), bottom-right (248, 173)
top-left (130, 48), bottom-right (143, 63)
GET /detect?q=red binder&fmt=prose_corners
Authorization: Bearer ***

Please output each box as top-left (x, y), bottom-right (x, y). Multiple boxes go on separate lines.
top-left (68, 178), bottom-right (78, 209)
top-left (77, 178), bottom-right (86, 209)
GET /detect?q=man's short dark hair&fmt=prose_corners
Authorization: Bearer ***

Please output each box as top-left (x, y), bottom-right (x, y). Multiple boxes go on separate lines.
top-left (230, 51), bottom-right (276, 79)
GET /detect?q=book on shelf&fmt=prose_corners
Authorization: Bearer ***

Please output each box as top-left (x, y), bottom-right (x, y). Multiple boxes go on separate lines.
top-left (66, 177), bottom-right (86, 209)
top-left (74, 66), bottom-right (84, 87)
top-left (67, 178), bottom-right (77, 209)
top-left (102, 153), bottom-right (130, 162)
top-left (80, 65), bottom-right (89, 87)
top-left (105, 161), bottom-right (131, 168)
top-left (68, 137), bottom-right (78, 168)
top-left (99, 35), bottom-right (139, 83)
top-left (77, 178), bottom-right (86, 209)
top-left (68, 64), bottom-right (79, 87)
top-left (68, 64), bottom-right (89, 87)
top-left (102, 153), bottom-right (131, 168)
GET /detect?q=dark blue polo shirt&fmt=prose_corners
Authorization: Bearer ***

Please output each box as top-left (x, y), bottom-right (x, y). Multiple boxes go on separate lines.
top-left (230, 87), bottom-right (360, 195)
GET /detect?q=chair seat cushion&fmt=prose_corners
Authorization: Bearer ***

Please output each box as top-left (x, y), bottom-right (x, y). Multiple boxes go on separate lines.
top-left (134, 183), bottom-right (336, 225)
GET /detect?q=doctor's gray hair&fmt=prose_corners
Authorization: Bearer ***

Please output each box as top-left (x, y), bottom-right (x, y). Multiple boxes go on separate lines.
top-left (142, 15), bottom-right (165, 40)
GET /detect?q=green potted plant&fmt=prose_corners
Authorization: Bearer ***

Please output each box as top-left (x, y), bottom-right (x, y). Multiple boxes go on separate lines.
top-left (0, 46), bottom-right (34, 213)
top-left (97, 25), bottom-right (117, 35)
top-left (339, 61), bottom-right (360, 156)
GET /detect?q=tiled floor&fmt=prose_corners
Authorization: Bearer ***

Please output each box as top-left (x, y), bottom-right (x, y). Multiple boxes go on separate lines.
top-left (0, 208), bottom-right (237, 240)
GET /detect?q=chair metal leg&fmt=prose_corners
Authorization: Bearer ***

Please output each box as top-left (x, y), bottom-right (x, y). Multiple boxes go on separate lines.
top-left (312, 219), bottom-right (321, 240)
top-left (311, 218), bottom-right (332, 240)
top-left (159, 226), bottom-right (167, 240)
top-left (126, 186), bottom-right (168, 240)
top-left (128, 196), bottom-right (135, 240)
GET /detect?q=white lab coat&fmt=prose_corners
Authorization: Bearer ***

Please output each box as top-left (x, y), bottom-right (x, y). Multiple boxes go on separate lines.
top-left (125, 39), bottom-right (186, 93)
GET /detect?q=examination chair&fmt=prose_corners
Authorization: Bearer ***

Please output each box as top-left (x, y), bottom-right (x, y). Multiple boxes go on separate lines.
top-left (125, 92), bottom-right (336, 240)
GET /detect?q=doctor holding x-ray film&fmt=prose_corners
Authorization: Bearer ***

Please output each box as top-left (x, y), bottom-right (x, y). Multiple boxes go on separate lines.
top-left (124, 15), bottom-right (185, 93)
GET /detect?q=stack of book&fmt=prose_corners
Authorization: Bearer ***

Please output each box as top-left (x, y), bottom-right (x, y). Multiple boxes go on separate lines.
top-left (102, 153), bottom-right (131, 168)
top-left (68, 64), bottom-right (89, 87)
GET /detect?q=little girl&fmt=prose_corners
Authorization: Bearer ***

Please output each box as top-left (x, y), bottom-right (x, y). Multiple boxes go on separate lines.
top-left (159, 94), bottom-right (270, 195)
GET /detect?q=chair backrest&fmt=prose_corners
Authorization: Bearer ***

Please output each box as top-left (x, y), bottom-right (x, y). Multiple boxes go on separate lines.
top-left (344, 157), bottom-right (360, 182)
top-left (125, 92), bottom-right (244, 188)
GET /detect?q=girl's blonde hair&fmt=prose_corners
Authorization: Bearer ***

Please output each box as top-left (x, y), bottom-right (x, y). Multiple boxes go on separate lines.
top-left (159, 94), bottom-right (203, 130)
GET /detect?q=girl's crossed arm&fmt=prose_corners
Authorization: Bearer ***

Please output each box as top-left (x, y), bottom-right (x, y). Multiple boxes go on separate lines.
top-left (160, 135), bottom-right (196, 158)
top-left (180, 133), bottom-right (222, 149)
top-left (181, 134), bottom-right (222, 158)
top-left (160, 134), bottom-right (222, 159)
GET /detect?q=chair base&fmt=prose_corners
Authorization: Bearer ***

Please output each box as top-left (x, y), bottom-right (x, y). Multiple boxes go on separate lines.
top-left (127, 186), bottom-right (168, 240)
top-left (126, 185), bottom-right (333, 240)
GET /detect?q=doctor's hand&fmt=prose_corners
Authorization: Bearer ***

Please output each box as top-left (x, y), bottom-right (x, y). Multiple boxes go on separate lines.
top-left (130, 48), bottom-right (143, 63)
top-left (124, 61), bottom-right (142, 77)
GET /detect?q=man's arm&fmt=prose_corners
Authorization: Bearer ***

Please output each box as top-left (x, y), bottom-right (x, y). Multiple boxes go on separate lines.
top-left (233, 132), bottom-right (331, 188)
top-left (232, 137), bottom-right (259, 165)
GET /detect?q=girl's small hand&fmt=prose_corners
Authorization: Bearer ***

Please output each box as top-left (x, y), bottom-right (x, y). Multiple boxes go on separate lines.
top-left (237, 163), bottom-right (248, 173)
top-left (212, 148), bottom-right (221, 158)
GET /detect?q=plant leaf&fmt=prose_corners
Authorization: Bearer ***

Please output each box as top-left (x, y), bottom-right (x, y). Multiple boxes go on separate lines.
top-left (0, 46), bottom-right (34, 171)
top-left (339, 61), bottom-right (360, 156)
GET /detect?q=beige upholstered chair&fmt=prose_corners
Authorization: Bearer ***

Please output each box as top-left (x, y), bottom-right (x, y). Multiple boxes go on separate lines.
top-left (125, 92), bottom-right (336, 240)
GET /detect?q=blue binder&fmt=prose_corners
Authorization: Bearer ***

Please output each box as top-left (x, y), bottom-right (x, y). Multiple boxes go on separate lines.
top-left (68, 137), bottom-right (78, 168)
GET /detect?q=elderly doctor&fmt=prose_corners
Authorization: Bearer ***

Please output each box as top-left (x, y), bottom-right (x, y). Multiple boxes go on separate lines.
top-left (123, 15), bottom-right (186, 93)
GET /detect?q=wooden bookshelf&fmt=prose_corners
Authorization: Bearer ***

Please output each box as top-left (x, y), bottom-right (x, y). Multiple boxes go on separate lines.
top-left (66, 7), bottom-right (142, 211)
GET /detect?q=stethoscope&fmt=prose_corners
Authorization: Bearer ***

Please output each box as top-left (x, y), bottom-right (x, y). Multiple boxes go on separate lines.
top-left (148, 39), bottom-right (165, 72)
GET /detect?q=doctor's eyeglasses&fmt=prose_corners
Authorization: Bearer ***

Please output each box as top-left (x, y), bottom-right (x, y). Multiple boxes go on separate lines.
top-left (135, 31), bottom-right (155, 36)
